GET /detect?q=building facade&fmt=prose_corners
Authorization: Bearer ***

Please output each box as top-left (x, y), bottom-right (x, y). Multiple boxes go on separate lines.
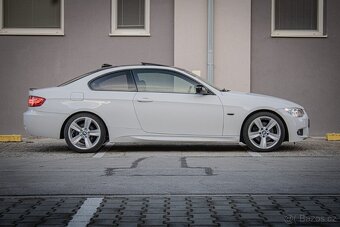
top-left (0, 0), bottom-right (339, 136)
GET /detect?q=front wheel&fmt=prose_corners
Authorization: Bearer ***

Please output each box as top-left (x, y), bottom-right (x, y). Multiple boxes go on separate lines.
top-left (242, 112), bottom-right (285, 152)
top-left (64, 113), bottom-right (107, 153)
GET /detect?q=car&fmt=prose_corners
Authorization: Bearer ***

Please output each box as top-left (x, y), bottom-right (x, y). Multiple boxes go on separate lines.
top-left (23, 63), bottom-right (309, 153)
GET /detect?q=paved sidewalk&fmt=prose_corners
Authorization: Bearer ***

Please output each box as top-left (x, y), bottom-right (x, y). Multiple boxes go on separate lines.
top-left (0, 195), bottom-right (339, 227)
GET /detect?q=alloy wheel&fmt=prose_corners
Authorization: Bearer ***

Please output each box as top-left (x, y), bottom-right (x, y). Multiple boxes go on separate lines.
top-left (247, 116), bottom-right (281, 150)
top-left (68, 117), bottom-right (101, 150)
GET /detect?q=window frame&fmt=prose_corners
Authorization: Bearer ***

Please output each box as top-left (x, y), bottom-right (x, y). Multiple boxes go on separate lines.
top-left (110, 0), bottom-right (150, 37)
top-left (271, 0), bottom-right (327, 38)
top-left (0, 0), bottom-right (64, 36)
top-left (88, 70), bottom-right (137, 92)
top-left (132, 69), bottom-right (212, 95)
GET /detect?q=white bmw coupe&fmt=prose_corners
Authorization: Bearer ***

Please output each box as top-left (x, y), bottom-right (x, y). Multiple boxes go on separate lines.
top-left (24, 63), bottom-right (309, 153)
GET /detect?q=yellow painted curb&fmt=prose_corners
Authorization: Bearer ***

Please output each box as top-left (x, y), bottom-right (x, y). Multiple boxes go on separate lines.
top-left (0, 135), bottom-right (22, 142)
top-left (326, 133), bottom-right (340, 141)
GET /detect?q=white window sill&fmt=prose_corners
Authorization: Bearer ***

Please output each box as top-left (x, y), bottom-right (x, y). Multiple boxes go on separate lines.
top-left (271, 30), bottom-right (327, 38)
top-left (0, 28), bottom-right (64, 36)
top-left (109, 33), bottom-right (151, 37)
top-left (109, 30), bottom-right (150, 37)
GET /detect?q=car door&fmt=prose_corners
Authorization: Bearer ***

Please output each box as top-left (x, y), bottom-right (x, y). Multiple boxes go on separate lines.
top-left (132, 69), bottom-right (224, 136)
top-left (87, 70), bottom-right (140, 136)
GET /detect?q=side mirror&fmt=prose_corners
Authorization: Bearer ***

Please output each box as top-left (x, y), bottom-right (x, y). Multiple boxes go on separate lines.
top-left (196, 85), bottom-right (209, 95)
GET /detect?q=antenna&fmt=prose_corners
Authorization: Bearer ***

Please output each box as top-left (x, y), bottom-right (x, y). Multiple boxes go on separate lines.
top-left (101, 63), bottom-right (112, 68)
top-left (141, 62), bottom-right (167, 66)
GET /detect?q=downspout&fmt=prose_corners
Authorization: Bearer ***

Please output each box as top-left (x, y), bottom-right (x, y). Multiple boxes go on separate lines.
top-left (207, 0), bottom-right (214, 84)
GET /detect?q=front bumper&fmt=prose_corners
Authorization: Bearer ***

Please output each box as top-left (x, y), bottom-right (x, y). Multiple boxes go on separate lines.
top-left (277, 109), bottom-right (309, 142)
top-left (23, 110), bottom-right (67, 139)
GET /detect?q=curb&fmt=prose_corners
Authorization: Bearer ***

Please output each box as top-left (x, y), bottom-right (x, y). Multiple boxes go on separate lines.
top-left (0, 135), bottom-right (22, 142)
top-left (326, 133), bottom-right (340, 141)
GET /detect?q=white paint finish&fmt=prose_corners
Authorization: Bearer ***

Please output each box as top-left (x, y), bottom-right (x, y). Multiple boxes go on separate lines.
top-left (133, 92), bottom-right (224, 136)
top-left (23, 110), bottom-right (67, 139)
top-left (214, 0), bottom-right (251, 92)
top-left (110, 0), bottom-right (150, 36)
top-left (23, 65), bottom-right (309, 151)
top-left (67, 198), bottom-right (102, 227)
top-left (0, 0), bottom-right (64, 36)
top-left (70, 92), bottom-right (84, 101)
top-left (174, 0), bottom-right (207, 79)
top-left (220, 91), bottom-right (309, 141)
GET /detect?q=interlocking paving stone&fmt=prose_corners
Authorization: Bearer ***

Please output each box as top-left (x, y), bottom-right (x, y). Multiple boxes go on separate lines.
top-left (218, 222), bottom-right (242, 227)
top-left (213, 215), bottom-right (239, 222)
top-left (143, 219), bottom-right (166, 225)
top-left (0, 195), bottom-right (339, 226)
top-left (146, 208), bottom-right (167, 213)
top-left (167, 216), bottom-right (191, 223)
top-left (167, 211), bottom-right (188, 217)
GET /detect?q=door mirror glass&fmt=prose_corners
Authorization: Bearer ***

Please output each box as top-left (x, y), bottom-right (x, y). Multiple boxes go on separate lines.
top-left (196, 85), bottom-right (209, 95)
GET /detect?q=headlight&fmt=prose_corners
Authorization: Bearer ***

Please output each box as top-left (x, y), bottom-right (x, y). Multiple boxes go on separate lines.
top-left (284, 107), bottom-right (305, 117)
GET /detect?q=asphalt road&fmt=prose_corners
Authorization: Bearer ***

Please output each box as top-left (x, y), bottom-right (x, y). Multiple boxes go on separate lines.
top-left (0, 138), bottom-right (340, 226)
top-left (0, 138), bottom-right (339, 196)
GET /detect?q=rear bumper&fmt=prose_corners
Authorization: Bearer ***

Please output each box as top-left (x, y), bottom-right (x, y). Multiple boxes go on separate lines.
top-left (23, 110), bottom-right (67, 139)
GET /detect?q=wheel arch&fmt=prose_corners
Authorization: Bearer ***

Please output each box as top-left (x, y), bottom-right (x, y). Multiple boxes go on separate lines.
top-left (239, 109), bottom-right (289, 143)
top-left (60, 111), bottom-right (109, 141)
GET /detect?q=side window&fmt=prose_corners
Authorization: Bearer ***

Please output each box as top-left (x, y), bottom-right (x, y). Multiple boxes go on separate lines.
top-left (271, 0), bottom-right (325, 37)
top-left (89, 71), bottom-right (136, 91)
top-left (111, 0), bottom-right (150, 36)
top-left (0, 0), bottom-right (64, 35)
top-left (133, 69), bottom-right (199, 94)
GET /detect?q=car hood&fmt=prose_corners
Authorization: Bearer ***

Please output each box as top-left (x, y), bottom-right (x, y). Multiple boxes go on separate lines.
top-left (220, 91), bottom-right (303, 110)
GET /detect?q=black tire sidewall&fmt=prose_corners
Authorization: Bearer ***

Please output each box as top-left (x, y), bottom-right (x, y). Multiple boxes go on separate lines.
top-left (242, 112), bottom-right (285, 152)
top-left (64, 113), bottom-right (106, 153)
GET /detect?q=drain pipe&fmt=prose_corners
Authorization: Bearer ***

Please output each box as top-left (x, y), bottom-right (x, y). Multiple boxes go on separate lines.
top-left (207, 0), bottom-right (214, 84)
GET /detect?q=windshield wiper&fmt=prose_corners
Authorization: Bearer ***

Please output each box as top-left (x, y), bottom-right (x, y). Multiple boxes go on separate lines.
top-left (220, 88), bottom-right (230, 92)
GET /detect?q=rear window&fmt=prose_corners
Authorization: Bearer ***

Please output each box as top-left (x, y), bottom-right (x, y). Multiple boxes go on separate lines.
top-left (58, 68), bottom-right (113, 87)
top-left (89, 70), bottom-right (136, 91)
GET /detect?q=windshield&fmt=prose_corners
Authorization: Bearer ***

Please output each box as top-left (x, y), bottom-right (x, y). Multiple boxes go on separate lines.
top-left (178, 68), bottom-right (225, 91)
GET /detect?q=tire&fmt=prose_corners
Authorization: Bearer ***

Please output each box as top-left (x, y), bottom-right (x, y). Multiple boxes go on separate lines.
top-left (64, 113), bottom-right (107, 153)
top-left (242, 111), bottom-right (285, 152)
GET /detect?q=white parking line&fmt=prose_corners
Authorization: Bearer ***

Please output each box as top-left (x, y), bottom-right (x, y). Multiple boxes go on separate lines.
top-left (247, 151), bottom-right (262, 157)
top-left (93, 151), bottom-right (106, 158)
top-left (67, 197), bottom-right (103, 227)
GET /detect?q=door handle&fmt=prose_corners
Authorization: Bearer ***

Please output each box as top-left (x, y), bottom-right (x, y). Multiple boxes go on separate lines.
top-left (137, 97), bottom-right (153, 103)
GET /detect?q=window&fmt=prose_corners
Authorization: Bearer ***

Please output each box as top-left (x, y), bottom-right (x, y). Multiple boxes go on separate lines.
top-left (89, 71), bottom-right (136, 92)
top-left (133, 69), bottom-right (200, 94)
top-left (111, 0), bottom-right (150, 36)
top-left (0, 0), bottom-right (64, 35)
top-left (271, 0), bottom-right (326, 37)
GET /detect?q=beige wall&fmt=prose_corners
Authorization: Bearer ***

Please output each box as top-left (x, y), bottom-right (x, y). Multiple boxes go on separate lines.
top-left (215, 0), bottom-right (251, 92)
top-left (174, 0), bottom-right (207, 79)
top-left (174, 0), bottom-right (251, 92)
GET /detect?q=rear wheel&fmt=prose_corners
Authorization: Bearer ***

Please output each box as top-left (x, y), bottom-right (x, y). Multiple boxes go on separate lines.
top-left (242, 112), bottom-right (285, 152)
top-left (64, 113), bottom-right (106, 153)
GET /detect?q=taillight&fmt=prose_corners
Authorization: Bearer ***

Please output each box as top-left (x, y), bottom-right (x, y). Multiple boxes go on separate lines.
top-left (28, 96), bottom-right (46, 107)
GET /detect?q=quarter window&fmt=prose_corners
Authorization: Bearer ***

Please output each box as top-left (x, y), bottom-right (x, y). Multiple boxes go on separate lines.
top-left (133, 70), bottom-right (200, 94)
top-left (271, 0), bottom-right (326, 37)
top-left (90, 71), bottom-right (136, 92)
top-left (0, 0), bottom-right (64, 35)
top-left (110, 0), bottom-right (150, 36)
